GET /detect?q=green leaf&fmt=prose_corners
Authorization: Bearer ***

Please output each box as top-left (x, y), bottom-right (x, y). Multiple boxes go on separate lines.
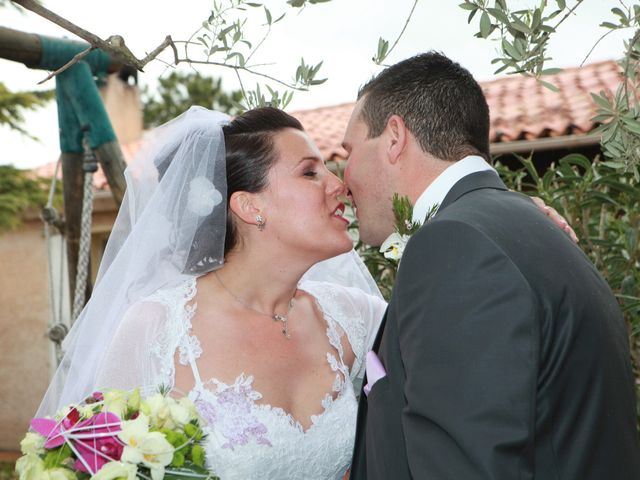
top-left (487, 7), bottom-right (509, 24)
top-left (590, 92), bottom-right (613, 111)
top-left (510, 17), bottom-right (532, 34)
top-left (502, 38), bottom-right (522, 60)
top-left (458, 2), bottom-right (478, 11)
top-left (612, 7), bottom-right (627, 21)
top-left (600, 21), bottom-right (620, 30)
top-left (532, 8), bottom-right (542, 30)
top-left (539, 80), bottom-right (560, 92)
top-left (622, 118), bottom-right (640, 135)
top-left (559, 154), bottom-right (592, 170)
top-left (479, 11), bottom-right (492, 38)
top-left (264, 6), bottom-right (272, 24)
top-left (226, 52), bottom-right (246, 67)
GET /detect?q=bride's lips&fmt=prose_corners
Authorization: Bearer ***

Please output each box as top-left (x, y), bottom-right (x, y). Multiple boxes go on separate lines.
top-left (332, 203), bottom-right (350, 225)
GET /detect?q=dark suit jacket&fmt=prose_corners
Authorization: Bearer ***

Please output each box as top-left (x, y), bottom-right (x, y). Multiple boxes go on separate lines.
top-left (351, 171), bottom-right (640, 480)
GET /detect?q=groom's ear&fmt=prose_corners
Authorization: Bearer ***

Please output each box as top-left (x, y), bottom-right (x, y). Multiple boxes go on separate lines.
top-left (385, 114), bottom-right (408, 166)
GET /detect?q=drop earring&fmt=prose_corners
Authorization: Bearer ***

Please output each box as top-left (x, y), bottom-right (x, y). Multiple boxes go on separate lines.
top-left (256, 214), bottom-right (265, 231)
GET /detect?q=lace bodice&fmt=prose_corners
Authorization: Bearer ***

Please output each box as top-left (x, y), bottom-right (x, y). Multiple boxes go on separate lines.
top-left (131, 277), bottom-right (386, 480)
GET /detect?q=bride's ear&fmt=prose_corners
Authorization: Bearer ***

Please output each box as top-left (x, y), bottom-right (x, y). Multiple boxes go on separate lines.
top-left (229, 191), bottom-right (263, 227)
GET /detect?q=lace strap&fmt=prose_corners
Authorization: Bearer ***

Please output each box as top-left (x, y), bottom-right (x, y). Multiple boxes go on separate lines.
top-left (173, 277), bottom-right (205, 388)
top-left (184, 339), bottom-right (204, 387)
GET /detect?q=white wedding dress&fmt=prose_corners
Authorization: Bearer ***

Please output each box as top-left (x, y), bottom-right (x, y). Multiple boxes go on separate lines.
top-left (100, 276), bottom-right (386, 480)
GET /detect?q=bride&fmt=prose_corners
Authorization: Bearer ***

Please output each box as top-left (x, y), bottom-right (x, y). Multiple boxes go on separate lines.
top-left (40, 106), bottom-right (385, 479)
top-left (38, 106), bottom-right (572, 479)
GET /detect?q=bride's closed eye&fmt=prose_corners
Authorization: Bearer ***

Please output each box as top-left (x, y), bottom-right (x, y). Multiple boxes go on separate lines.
top-left (303, 170), bottom-right (318, 177)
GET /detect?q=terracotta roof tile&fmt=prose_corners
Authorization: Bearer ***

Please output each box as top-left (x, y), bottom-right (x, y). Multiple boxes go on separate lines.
top-left (33, 60), bottom-right (624, 190)
top-left (32, 139), bottom-right (143, 190)
top-left (290, 60), bottom-right (622, 152)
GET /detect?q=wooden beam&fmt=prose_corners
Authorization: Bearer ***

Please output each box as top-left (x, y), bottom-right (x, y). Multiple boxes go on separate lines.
top-left (94, 141), bottom-right (127, 205)
top-left (490, 132), bottom-right (601, 155)
top-left (0, 26), bottom-right (42, 66)
top-left (60, 152), bottom-right (84, 307)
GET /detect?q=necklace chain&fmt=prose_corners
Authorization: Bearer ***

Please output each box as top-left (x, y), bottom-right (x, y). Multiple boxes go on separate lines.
top-left (214, 271), bottom-right (296, 339)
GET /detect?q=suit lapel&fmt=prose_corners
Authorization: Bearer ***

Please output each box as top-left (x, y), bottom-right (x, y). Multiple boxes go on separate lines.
top-left (436, 170), bottom-right (508, 214)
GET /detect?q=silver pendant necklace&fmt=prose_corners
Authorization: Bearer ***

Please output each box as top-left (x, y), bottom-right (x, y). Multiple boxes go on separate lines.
top-left (214, 271), bottom-right (296, 339)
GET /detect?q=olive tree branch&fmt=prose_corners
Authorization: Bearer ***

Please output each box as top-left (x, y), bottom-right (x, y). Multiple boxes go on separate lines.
top-left (11, 0), bottom-right (175, 70)
top-left (383, 0), bottom-right (419, 64)
top-left (37, 46), bottom-right (95, 84)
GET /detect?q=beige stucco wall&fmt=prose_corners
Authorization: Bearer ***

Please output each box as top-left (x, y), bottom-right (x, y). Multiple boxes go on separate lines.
top-left (0, 200), bottom-right (118, 451)
top-left (0, 220), bottom-right (51, 449)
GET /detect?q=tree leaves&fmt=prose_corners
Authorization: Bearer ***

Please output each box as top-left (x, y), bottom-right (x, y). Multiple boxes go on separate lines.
top-left (0, 165), bottom-right (53, 233)
top-left (141, 71), bottom-right (243, 128)
top-left (0, 82), bottom-right (54, 140)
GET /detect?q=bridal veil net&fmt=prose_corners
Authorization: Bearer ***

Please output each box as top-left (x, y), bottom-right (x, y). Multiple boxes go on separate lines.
top-left (37, 106), bottom-right (382, 417)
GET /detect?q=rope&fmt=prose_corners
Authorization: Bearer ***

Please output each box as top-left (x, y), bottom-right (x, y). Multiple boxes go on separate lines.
top-left (42, 157), bottom-right (66, 363)
top-left (71, 131), bottom-right (97, 323)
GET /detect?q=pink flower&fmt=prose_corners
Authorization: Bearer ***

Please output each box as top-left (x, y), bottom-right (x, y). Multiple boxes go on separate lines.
top-left (31, 408), bottom-right (85, 449)
top-left (72, 412), bottom-right (123, 474)
top-left (32, 411), bottom-right (123, 475)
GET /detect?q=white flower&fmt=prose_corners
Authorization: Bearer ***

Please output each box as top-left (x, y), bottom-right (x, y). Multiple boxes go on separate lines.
top-left (19, 432), bottom-right (45, 455)
top-left (379, 232), bottom-right (410, 261)
top-left (119, 413), bottom-right (174, 480)
top-left (118, 413), bottom-right (150, 449)
top-left (142, 393), bottom-right (174, 429)
top-left (15, 454), bottom-right (45, 480)
top-left (42, 468), bottom-right (77, 480)
top-left (178, 396), bottom-right (198, 421)
top-left (187, 177), bottom-right (222, 216)
top-left (14, 456), bottom-right (73, 480)
top-left (169, 401), bottom-right (191, 427)
top-left (103, 389), bottom-right (128, 417)
top-left (91, 461), bottom-right (137, 480)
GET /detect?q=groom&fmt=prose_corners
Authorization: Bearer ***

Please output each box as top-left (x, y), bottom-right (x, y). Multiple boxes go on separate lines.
top-left (345, 52), bottom-right (640, 479)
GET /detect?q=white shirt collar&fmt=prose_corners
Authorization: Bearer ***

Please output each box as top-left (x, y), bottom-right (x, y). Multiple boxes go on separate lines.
top-left (412, 155), bottom-right (497, 225)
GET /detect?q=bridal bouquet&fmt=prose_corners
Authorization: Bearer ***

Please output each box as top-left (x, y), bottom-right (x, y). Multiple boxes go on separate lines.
top-left (16, 388), bottom-right (218, 480)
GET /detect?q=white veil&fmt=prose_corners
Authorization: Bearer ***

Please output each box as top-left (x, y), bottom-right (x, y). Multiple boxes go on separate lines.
top-left (37, 106), bottom-right (382, 417)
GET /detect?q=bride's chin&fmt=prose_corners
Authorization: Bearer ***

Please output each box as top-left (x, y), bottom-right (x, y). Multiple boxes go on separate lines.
top-left (322, 236), bottom-right (354, 259)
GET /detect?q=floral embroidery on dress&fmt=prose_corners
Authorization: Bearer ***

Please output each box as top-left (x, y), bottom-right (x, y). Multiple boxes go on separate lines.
top-left (193, 375), bottom-right (272, 450)
top-left (144, 277), bottom-right (382, 479)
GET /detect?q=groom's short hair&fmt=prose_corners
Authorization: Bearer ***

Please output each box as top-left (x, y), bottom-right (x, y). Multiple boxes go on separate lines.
top-left (357, 51), bottom-right (490, 162)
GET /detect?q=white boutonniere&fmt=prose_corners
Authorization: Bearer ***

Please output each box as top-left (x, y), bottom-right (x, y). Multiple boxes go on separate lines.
top-left (380, 232), bottom-right (411, 260)
top-left (379, 194), bottom-right (438, 262)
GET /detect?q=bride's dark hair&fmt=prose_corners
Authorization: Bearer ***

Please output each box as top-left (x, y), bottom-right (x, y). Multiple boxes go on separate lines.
top-left (223, 107), bottom-right (303, 254)
top-left (185, 107), bottom-right (303, 272)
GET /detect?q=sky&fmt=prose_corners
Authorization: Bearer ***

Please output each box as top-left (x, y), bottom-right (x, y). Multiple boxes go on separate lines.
top-left (0, 0), bottom-right (628, 169)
